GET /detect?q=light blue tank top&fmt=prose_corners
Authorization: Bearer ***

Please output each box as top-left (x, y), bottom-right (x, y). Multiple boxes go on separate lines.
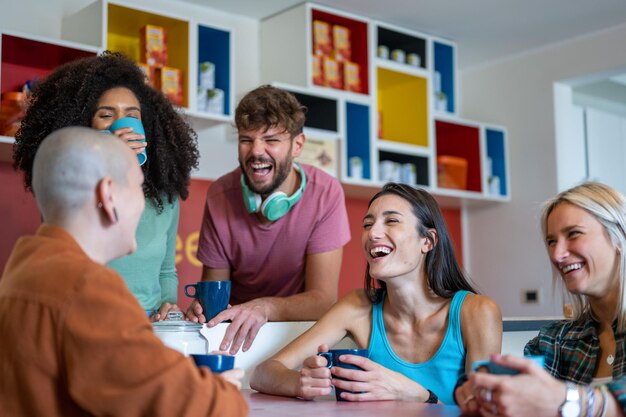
top-left (368, 290), bottom-right (469, 404)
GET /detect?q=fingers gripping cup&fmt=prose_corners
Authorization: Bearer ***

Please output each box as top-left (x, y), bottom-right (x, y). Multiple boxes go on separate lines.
top-left (108, 117), bottom-right (147, 166)
top-left (184, 281), bottom-right (231, 322)
top-left (317, 348), bottom-right (368, 401)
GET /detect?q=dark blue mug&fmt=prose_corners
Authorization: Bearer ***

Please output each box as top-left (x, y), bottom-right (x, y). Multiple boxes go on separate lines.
top-left (317, 348), bottom-right (368, 401)
top-left (184, 281), bottom-right (231, 321)
top-left (109, 117), bottom-right (147, 166)
top-left (191, 354), bottom-right (235, 373)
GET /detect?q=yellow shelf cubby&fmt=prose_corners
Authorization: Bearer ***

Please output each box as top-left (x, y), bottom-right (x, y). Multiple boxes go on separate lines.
top-left (107, 3), bottom-right (189, 108)
top-left (376, 67), bottom-right (428, 147)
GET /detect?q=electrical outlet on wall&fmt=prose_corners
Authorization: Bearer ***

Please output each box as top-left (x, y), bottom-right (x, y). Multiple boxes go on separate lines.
top-left (522, 289), bottom-right (540, 304)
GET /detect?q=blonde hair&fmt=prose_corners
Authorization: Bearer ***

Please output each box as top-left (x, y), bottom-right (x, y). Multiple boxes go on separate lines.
top-left (541, 182), bottom-right (626, 331)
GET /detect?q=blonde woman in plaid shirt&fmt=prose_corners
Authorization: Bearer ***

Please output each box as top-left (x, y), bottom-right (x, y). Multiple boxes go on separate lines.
top-left (470, 182), bottom-right (626, 417)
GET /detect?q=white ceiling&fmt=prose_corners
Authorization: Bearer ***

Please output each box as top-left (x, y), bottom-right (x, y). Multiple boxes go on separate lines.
top-left (181, 0), bottom-right (626, 70)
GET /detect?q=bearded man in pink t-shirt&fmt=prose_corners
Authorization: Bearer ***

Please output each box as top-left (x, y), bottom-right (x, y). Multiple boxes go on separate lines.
top-left (187, 85), bottom-right (351, 354)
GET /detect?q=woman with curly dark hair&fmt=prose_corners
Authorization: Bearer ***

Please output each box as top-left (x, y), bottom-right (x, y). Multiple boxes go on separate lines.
top-left (13, 52), bottom-right (199, 321)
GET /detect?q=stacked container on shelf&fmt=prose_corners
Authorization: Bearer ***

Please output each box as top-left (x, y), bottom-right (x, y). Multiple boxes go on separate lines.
top-left (61, 0), bottom-right (234, 128)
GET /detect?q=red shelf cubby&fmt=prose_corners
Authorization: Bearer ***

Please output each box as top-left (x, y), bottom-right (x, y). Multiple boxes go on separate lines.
top-left (435, 119), bottom-right (482, 193)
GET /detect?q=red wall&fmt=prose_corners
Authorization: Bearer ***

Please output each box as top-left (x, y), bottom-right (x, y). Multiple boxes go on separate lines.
top-left (0, 162), bottom-right (40, 270)
top-left (0, 166), bottom-right (462, 311)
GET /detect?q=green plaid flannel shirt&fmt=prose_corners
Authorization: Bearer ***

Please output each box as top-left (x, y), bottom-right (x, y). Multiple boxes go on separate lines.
top-left (524, 314), bottom-right (626, 384)
top-left (524, 314), bottom-right (626, 412)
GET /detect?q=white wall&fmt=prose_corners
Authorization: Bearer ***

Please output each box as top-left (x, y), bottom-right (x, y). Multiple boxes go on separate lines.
top-left (460, 23), bottom-right (626, 316)
top-left (0, 0), bottom-right (260, 180)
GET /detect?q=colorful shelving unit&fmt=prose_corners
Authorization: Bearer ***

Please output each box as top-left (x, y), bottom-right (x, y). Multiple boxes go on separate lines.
top-left (260, 2), bottom-right (509, 204)
top-left (62, 0), bottom-right (233, 128)
top-left (0, 32), bottom-right (99, 162)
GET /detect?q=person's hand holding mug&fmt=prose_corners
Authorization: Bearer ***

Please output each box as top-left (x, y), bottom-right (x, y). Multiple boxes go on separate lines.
top-left (297, 344), bottom-right (334, 400)
top-left (108, 117), bottom-right (147, 165)
top-left (184, 280), bottom-right (231, 323)
top-left (190, 353), bottom-right (244, 389)
top-left (471, 354), bottom-right (566, 417)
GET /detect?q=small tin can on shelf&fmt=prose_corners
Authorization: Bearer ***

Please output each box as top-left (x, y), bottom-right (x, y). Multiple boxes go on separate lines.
top-left (377, 45), bottom-right (390, 59)
top-left (391, 49), bottom-right (405, 63)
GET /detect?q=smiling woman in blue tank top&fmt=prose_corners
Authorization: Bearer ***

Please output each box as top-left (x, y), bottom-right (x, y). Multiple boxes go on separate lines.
top-left (251, 183), bottom-right (502, 406)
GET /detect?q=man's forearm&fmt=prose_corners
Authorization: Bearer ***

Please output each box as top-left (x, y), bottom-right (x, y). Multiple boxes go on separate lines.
top-left (261, 289), bottom-right (337, 322)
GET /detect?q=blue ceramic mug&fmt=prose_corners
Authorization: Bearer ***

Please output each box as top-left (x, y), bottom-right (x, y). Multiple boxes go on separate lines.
top-left (191, 354), bottom-right (235, 373)
top-left (109, 117), bottom-right (147, 166)
top-left (184, 281), bottom-right (231, 321)
top-left (472, 355), bottom-right (545, 375)
top-left (317, 348), bottom-right (368, 401)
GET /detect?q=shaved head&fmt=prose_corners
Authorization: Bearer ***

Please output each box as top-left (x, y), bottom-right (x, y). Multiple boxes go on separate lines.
top-left (32, 126), bottom-right (136, 222)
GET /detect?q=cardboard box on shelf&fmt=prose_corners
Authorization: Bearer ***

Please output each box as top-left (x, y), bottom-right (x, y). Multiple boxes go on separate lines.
top-left (154, 66), bottom-right (183, 106)
top-left (139, 25), bottom-right (168, 67)
top-left (323, 56), bottom-right (342, 89)
top-left (312, 54), bottom-right (324, 86)
top-left (343, 61), bottom-right (361, 93)
top-left (136, 63), bottom-right (154, 86)
top-left (332, 24), bottom-right (351, 61)
top-left (312, 20), bottom-right (332, 55)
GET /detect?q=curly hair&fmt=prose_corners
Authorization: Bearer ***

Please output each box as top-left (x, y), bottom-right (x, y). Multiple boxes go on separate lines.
top-left (13, 52), bottom-right (199, 210)
top-left (234, 84), bottom-right (306, 138)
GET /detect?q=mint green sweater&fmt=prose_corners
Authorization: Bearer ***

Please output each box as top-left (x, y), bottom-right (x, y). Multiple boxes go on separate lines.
top-left (108, 198), bottom-right (179, 312)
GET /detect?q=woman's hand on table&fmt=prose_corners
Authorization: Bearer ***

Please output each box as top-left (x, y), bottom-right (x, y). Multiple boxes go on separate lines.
top-left (297, 344), bottom-right (333, 400)
top-left (471, 354), bottom-right (565, 417)
top-left (219, 368), bottom-right (245, 390)
top-left (455, 377), bottom-right (481, 415)
top-left (150, 302), bottom-right (180, 322)
top-left (330, 355), bottom-right (428, 402)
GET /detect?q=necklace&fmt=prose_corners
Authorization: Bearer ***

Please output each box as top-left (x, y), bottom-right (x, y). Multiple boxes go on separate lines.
top-left (607, 354), bottom-right (615, 366)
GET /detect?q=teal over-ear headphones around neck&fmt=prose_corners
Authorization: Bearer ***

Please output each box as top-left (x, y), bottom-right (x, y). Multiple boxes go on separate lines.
top-left (241, 163), bottom-right (307, 222)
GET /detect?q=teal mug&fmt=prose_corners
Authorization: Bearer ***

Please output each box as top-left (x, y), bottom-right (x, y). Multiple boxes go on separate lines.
top-left (109, 117), bottom-right (147, 166)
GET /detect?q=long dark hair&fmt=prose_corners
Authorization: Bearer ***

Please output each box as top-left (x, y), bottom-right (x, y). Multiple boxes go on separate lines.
top-left (13, 52), bottom-right (199, 211)
top-left (364, 183), bottom-right (476, 303)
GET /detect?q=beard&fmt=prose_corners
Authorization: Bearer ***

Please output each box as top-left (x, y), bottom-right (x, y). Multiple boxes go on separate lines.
top-left (240, 156), bottom-right (293, 196)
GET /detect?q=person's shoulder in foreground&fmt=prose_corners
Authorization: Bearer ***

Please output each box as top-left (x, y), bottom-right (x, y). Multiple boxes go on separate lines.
top-left (0, 126), bottom-right (247, 417)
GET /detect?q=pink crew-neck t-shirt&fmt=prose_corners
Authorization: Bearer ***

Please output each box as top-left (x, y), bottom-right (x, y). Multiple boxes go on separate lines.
top-left (197, 164), bottom-right (351, 305)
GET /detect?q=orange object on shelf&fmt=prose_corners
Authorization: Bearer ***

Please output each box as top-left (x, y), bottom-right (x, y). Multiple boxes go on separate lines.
top-left (139, 25), bottom-right (168, 67)
top-left (136, 63), bottom-right (154, 86)
top-left (154, 67), bottom-right (183, 106)
top-left (312, 54), bottom-right (324, 86)
top-left (437, 155), bottom-right (468, 190)
top-left (0, 92), bottom-right (28, 137)
top-left (323, 56), bottom-right (342, 89)
top-left (332, 24), bottom-right (351, 61)
top-left (312, 20), bottom-right (332, 55)
top-left (343, 61), bottom-right (361, 93)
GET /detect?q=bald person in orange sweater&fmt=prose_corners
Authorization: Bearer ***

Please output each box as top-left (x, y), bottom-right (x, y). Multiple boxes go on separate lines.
top-left (0, 127), bottom-right (248, 417)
